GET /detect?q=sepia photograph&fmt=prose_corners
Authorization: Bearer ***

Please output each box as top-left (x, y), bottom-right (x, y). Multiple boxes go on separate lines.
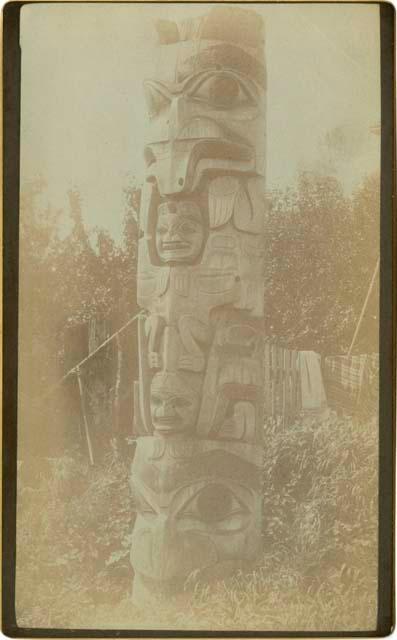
top-left (2, 1), bottom-right (395, 635)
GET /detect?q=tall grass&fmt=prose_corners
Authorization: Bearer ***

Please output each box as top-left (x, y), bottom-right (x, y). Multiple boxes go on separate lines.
top-left (16, 414), bottom-right (378, 631)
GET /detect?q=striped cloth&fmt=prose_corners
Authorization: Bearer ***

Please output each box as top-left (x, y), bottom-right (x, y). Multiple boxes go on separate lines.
top-left (323, 354), bottom-right (379, 415)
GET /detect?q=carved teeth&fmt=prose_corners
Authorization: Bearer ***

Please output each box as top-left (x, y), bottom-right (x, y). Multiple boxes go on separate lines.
top-left (178, 118), bottom-right (224, 140)
top-left (162, 242), bottom-right (190, 249)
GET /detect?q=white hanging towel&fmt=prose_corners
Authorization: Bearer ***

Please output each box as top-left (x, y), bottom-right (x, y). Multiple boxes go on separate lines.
top-left (299, 351), bottom-right (327, 411)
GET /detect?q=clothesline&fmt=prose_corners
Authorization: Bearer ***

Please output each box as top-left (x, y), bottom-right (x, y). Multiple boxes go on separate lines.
top-left (38, 254), bottom-right (379, 404)
top-left (39, 310), bottom-right (145, 403)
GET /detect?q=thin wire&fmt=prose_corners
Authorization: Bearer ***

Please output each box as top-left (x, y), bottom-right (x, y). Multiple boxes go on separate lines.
top-left (347, 257), bottom-right (379, 358)
top-left (76, 367), bottom-right (95, 466)
top-left (39, 310), bottom-right (145, 403)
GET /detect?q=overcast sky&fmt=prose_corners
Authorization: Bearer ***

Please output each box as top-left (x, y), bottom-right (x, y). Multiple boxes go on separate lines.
top-left (20, 2), bottom-right (381, 238)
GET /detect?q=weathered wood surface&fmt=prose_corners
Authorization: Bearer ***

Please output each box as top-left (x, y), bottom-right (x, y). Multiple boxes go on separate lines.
top-left (130, 5), bottom-right (267, 606)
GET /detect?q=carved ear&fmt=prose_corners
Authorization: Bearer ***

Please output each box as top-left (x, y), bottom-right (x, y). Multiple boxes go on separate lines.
top-left (234, 179), bottom-right (265, 234)
top-left (208, 176), bottom-right (239, 229)
top-left (155, 19), bottom-right (180, 44)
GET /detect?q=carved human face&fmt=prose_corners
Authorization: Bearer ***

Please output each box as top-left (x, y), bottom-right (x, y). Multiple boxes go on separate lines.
top-left (130, 438), bottom-right (262, 604)
top-left (150, 372), bottom-right (200, 434)
top-left (155, 201), bottom-right (204, 263)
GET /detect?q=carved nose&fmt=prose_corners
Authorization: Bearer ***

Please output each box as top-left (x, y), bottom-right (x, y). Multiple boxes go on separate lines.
top-left (169, 96), bottom-right (186, 139)
top-left (156, 402), bottom-right (174, 418)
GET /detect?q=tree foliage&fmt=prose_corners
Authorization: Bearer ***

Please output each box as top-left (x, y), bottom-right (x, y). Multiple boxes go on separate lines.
top-left (19, 180), bottom-right (140, 397)
top-left (16, 172), bottom-right (380, 627)
top-left (18, 170), bottom-right (379, 407)
top-left (264, 171), bottom-right (379, 353)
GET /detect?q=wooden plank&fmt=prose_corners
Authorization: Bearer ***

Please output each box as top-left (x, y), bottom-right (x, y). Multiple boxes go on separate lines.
top-left (76, 369), bottom-right (94, 466)
top-left (264, 342), bottom-right (270, 418)
top-left (282, 348), bottom-right (286, 426)
top-left (279, 346), bottom-right (283, 418)
top-left (271, 344), bottom-right (276, 419)
top-left (280, 346), bottom-right (283, 419)
top-left (295, 350), bottom-right (301, 412)
top-left (274, 344), bottom-right (279, 418)
top-left (290, 350), bottom-right (297, 420)
top-left (285, 349), bottom-right (291, 425)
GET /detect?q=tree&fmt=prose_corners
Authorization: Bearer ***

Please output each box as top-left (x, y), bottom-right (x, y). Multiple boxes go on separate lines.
top-left (346, 172), bottom-right (380, 354)
top-left (18, 178), bottom-right (142, 456)
top-left (118, 179), bottom-right (140, 320)
top-left (19, 178), bottom-right (64, 397)
top-left (263, 171), bottom-right (380, 354)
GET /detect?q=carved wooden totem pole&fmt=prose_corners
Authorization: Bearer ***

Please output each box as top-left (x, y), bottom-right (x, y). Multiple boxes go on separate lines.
top-left (131, 5), bottom-right (266, 605)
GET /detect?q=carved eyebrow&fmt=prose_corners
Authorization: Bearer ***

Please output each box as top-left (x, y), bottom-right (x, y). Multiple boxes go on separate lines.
top-left (145, 70), bottom-right (259, 98)
top-left (139, 451), bottom-right (260, 495)
top-left (143, 80), bottom-right (173, 101)
top-left (172, 479), bottom-right (208, 514)
top-left (180, 69), bottom-right (215, 92)
top-left (143, 72), bottom-right (209, 100)
top-left (170, 217), bottom-right (201, 231)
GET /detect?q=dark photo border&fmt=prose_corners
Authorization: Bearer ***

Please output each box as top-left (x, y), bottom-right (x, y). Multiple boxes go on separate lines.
top-left (2, 2), bottom-right (395, 636)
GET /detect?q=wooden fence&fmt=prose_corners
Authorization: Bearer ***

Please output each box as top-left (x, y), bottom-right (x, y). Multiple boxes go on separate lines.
top-left (62, 318), bottom-right (379, 463)
top-left (263, 343), bottom-right (302, 426)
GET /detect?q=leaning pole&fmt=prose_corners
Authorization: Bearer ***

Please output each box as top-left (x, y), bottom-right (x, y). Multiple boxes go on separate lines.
top-left (130, 6), bottom-right (267, 605)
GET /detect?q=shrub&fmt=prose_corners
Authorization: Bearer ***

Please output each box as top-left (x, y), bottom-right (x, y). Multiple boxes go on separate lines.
top-left (16, 413), bottom-right (378, 631)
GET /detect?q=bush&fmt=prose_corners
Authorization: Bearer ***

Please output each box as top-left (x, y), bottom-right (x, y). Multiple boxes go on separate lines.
top-left (16, 413), bottom-right (378, 631)
top-left (16, 443), bottom-right (134, 628)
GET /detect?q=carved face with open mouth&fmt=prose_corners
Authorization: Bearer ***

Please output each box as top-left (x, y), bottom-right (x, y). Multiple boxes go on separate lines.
top-left (155, 200), bottom-right (205, 263)
top-left (150, 371), bottom-right (201, 434)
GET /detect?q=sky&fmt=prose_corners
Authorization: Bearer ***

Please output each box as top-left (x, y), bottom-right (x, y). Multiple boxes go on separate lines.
top-left (20, 2), bottom-right (381, 238)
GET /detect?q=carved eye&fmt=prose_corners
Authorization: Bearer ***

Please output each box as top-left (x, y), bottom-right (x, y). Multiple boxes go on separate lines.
top-left (179, 221), bottom-right (198, 235)
top-left (190, 74), bottom-right (252, 109)
top-left (173, 397), bottom-right (191, 409)
top-left (144, 84), bottom-right (170, 118)
top-left (180, 483), bottom-right (248, 529)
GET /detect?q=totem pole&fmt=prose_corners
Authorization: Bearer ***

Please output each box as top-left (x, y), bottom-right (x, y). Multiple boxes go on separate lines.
top-left (130, 5), bottom-right (266, 605)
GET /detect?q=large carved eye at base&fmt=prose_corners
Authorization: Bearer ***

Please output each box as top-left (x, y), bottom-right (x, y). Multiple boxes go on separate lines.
top-left (179, 483), bottom-right (249, 532)
top-left (197, 484), bottom-right (233, 522)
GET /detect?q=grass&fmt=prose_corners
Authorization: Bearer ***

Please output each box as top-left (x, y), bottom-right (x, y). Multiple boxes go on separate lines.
top-left (16, 413), bottom-right (378, 631)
